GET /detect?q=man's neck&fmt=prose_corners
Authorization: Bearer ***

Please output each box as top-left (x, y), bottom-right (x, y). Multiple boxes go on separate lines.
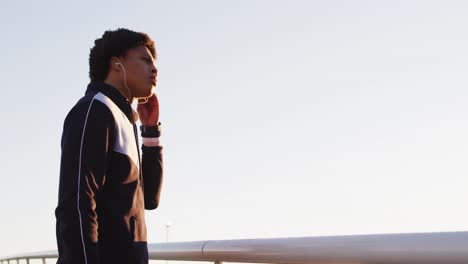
top-left (104, 78), bottom-right (134, 103)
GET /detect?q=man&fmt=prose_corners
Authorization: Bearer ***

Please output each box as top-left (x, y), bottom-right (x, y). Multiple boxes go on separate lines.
top-left (55, 28), bottom-right (163, 264)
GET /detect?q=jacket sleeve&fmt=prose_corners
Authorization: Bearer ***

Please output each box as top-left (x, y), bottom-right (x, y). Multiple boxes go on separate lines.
top-left (141, 145), bottom-right (163, 210)
top-left (56, 101), bottom-right (114, 264)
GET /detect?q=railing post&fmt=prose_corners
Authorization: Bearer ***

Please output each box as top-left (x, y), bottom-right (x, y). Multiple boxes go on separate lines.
top-left (27, 258), bottom-right (30, 264)
top-left (42, 258), bottom-right (46, 264)
top-left (214, 261), bottom-right (222, 264)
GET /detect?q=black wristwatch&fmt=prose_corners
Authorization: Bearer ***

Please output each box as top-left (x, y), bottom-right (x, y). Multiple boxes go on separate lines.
top-left (140, 122), bottom-right (161, 138)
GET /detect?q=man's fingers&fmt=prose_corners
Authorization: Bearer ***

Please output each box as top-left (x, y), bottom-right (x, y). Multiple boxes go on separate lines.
top-left (141, 93), bottom-right (157, 104)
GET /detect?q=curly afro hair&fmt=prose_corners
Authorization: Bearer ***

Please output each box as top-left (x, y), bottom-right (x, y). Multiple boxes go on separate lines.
top-left (89, 28), bottom-right (156, 82)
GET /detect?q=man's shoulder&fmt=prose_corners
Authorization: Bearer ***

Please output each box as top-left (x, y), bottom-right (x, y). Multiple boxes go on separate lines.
top-left (64, 93), bottom-right (115, 127)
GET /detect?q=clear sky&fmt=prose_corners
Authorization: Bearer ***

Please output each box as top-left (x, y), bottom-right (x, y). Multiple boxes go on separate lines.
top-left (1, 0), bottom-right (468, 257)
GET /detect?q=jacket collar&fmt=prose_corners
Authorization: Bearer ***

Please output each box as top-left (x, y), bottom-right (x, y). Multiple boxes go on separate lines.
top-left (85, 81), bottom-right (135, 123)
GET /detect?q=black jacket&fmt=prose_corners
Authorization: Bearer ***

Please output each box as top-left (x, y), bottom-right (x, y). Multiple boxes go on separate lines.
top-left (55, 82), bottom-right (163, 264)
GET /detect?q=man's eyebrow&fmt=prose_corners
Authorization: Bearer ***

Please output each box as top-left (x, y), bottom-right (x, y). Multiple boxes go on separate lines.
top-left (142, 55), bottom-right (155, 62)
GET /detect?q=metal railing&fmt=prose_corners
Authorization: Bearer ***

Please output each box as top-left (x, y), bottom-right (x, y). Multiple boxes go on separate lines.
top-left (2, 231), bottom-right (468, 264)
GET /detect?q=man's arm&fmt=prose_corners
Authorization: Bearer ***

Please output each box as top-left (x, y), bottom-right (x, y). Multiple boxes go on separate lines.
top-left (56, 100), bottom-right (114, 264)
top-left (137, 93), bottom-right (164, 210)
top-left (141, 143), bottom-right (163, 209)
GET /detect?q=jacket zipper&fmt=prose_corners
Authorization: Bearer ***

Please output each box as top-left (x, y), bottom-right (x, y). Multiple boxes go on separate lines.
top-left (128, 101), bottom-right (144, 187)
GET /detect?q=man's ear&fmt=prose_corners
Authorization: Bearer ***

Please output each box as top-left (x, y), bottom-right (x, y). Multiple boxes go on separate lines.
top-left (110, 57), bottom-right (122, 71)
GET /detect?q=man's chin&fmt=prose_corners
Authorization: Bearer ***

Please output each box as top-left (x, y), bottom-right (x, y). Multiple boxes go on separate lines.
top-left (136, 88), bottom-right (154, 98)
top-left (145, 90), bottom-right (154, 98)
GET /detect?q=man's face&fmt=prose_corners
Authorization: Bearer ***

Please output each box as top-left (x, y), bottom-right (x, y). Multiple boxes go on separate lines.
top-left (120, 45), bottom-right (158, 99)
